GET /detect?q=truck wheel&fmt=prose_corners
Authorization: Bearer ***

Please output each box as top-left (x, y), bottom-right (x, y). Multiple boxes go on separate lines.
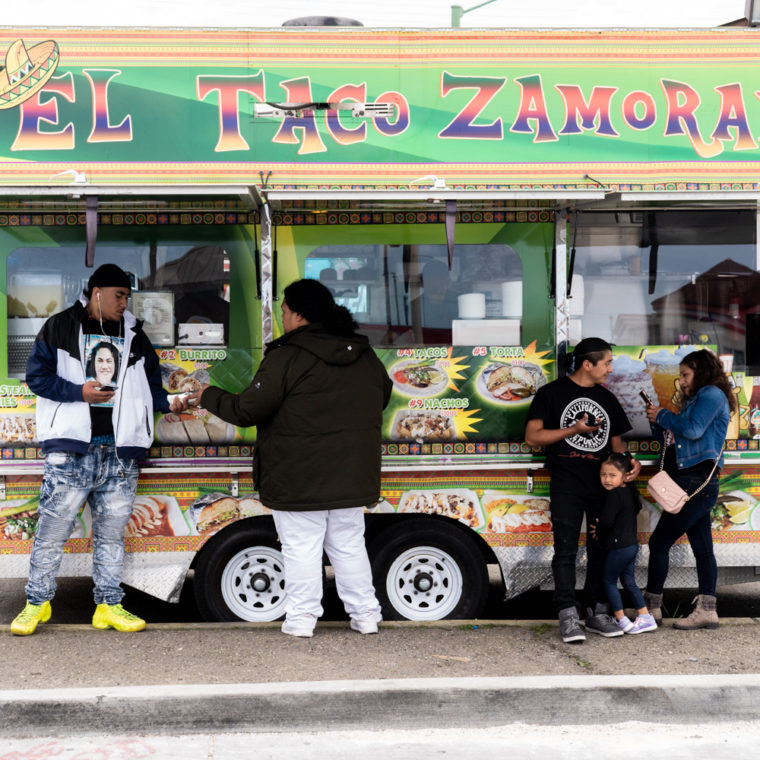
top-left (193, 522), bottom-right (286, 622)
top-left (368, 519), bottom-right (489, 621)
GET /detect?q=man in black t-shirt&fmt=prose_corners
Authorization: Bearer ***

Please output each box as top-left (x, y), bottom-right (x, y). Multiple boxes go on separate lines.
top-left (526, 338), bottom-right (641, 643)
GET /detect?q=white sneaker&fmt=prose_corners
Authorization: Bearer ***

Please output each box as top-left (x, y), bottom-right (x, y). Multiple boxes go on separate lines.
top-left (281, 614), bottom-right (316, 638)
top-left (349, 616), bottom-right (380, 635)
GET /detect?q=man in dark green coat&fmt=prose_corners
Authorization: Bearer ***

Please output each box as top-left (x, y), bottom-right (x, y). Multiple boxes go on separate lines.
top-left (186, 279), bottom-right (392, 638)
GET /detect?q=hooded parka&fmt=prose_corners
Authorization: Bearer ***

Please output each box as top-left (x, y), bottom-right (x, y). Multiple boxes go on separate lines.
top-left (201, 323), bottom-right (392, 511)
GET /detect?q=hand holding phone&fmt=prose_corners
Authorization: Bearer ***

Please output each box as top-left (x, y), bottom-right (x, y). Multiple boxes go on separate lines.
top-left (98, 385), bottom-right (115, 393)
top-left (639, 390), bottom-right (653, 406)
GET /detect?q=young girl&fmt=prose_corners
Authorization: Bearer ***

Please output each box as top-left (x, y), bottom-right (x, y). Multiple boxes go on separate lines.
top-left (596, 452), bottom-right (657, 634)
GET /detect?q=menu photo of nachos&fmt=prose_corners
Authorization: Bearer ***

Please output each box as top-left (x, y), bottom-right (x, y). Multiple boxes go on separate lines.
top-left (390, 409), bottom-right (455, 441)
top-left (482, 492), bottom-right (552, 533)
top-left (397, 489), bottom-right (484, 530)
top-left (187, 493), bottom-right (269, 538)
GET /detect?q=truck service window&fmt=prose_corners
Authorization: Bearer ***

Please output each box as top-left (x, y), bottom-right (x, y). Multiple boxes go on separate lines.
top-left (5, 234), bottom-right (232, 379)
top-left (570, 210), bottom-right (756, 370)
top-left (303, 243), bottom-right (523, 346)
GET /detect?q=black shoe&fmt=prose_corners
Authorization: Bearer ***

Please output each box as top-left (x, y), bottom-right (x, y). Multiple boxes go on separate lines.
top-left (585, 603), bottom-right (624, 637)
top-left (558, 607), bottom-right (586, 644)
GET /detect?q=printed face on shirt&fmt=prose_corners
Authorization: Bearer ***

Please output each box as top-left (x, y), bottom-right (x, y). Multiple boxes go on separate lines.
top-left (679, 364), bottom-right (695, 396)
top-left (600, 462), bottom-right (625, 490)
top-left (94, 346), bottom-right (116, 386)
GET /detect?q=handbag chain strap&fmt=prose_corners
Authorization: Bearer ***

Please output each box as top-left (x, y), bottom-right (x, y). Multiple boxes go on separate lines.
top-left (658, 438), bottom-right (724, 502)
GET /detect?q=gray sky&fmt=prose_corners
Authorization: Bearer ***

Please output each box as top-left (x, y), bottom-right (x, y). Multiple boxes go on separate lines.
top-left (2, 0), bottom-right (748, 28)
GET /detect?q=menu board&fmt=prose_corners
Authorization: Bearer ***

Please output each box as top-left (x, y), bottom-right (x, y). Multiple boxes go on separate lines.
top-left (378, 341), bottom-right (554, 442)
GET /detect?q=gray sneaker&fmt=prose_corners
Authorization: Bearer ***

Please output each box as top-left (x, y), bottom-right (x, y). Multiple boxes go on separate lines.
top-left (585, 603), bottom-right (624, 637)
top-left (558, 607), bottom-right (586, 644)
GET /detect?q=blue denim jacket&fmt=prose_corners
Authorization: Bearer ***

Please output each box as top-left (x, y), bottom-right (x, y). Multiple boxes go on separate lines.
top-left (653, 384), bottom-right (729, 469)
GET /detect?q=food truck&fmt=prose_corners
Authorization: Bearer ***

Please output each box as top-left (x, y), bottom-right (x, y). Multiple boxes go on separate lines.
top-left (1, 25), bottom-right (760, 622)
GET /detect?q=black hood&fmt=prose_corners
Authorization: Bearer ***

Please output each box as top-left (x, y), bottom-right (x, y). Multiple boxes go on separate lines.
top-left (266, 323), bottom-right (371, 366)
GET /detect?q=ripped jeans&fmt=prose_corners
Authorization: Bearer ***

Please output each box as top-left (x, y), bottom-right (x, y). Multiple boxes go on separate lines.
top-left (25, 445), bottom-right (138, 606)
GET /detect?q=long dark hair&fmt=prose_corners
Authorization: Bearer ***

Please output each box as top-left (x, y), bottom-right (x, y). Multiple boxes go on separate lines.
top-left (283, 278), bottom-right (358, 337)
top-left (85, 341), bottom-right (120, 382)
top-left (678, 350), bottom-right (737, 414)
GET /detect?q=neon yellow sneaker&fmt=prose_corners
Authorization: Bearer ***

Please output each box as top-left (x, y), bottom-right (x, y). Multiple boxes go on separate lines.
top-left (92, 603), bottom-right (146, 632)
top-left (10, 601), bottom-right (52, 636)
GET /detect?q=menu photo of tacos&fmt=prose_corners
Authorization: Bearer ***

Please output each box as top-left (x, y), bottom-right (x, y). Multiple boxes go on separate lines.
top-left (389, 359), bottom-right (448, 397)
top-left (482, 492), bottom-right (552, 533)
top-left (0, 498), bottom-right (40, 541)
top-left (1, 497), bottom-right (87, 541)
top-left (187, 493), bottom-right (269, 538)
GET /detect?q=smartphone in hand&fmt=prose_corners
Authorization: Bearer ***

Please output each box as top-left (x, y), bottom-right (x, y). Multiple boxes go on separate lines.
top-left (639, 390), bottom-right (653, 406)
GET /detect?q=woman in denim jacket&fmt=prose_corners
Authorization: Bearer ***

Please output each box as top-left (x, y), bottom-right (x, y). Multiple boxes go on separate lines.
top-left (643, 350), bottom-right (734, 630)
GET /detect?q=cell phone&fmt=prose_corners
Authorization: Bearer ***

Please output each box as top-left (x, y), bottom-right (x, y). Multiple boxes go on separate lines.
top-left (639, 390), bottom-right (653, 405)
top-left (99, 385), bottom-right (115, 392)
top-left (585, 412), bottom-right (597, 426)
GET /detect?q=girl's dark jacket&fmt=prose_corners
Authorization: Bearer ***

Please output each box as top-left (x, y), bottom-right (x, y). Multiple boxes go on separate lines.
top-left (200, 323), bottom-right (393, 511)
top-left (596, 483), bottom-right (641, 551)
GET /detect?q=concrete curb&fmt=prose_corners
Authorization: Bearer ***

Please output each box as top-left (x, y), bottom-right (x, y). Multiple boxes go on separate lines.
top-left (2, 674), bottom-right (760, 737)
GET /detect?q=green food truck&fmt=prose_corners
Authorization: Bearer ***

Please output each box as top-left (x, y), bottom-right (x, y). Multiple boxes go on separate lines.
top-left (1, 25), bottom-right (759, 621)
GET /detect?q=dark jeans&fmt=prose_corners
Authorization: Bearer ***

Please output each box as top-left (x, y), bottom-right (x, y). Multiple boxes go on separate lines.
top-left (602, 544), bottom-right (646, 613)
top-left (646, 473), bottom-right (719, 597)
top-left (550, 491), bottom-right (606, 614)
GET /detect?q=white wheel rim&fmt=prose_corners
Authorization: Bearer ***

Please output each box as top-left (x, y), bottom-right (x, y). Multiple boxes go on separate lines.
top-left (220, 545), bottom-right (287, 621)
top-left (385, 545), bottom-right (464, 621)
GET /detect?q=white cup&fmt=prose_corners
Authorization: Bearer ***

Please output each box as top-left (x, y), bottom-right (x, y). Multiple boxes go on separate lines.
top-left (501, 281), bottom-right (522, 318)
top-left (458, 292), bottom-right (486, 319)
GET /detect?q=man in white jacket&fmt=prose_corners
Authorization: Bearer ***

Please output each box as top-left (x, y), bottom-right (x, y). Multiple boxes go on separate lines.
top-left (11, 263), bottom-right (183, 636)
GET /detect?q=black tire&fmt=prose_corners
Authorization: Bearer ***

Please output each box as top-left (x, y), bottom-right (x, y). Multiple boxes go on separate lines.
top-left (193, 521), bottom-right (286, 622)
top-left (368, 519), bottom-right (489, 621)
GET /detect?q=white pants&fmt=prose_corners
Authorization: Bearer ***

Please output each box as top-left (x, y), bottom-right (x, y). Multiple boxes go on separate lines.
top-left (272, 507), bottom-right (381, 622)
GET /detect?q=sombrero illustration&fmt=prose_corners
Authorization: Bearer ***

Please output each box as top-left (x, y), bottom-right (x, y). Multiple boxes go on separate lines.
top-left (0, 39), bottom-right (59, 110)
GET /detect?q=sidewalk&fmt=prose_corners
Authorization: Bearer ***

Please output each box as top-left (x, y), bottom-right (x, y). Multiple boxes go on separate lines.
top-left (1, 617), bottom-right (759, 737)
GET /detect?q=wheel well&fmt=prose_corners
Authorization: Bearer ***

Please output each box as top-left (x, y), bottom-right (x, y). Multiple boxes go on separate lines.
top-left (189, 515), bottom-right (276, 570)
top-left (364, 512), bottom-right (498, 566)
top-left (189, 513), bottom-right (499, 576)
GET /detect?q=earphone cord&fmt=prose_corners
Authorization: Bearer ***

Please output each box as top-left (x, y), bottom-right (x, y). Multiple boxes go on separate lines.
top-left (97, 293), bottom-right (126, 471)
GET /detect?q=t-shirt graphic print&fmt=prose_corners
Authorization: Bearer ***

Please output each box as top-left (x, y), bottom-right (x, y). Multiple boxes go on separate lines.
top-left (560, 397), bottom-right (610, 453)
top-left (84, 333), bottom-right (124, 408)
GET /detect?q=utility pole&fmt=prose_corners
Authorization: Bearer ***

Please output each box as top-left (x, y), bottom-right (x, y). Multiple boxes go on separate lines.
top-left (451, 0), bottom-right (499, 27)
